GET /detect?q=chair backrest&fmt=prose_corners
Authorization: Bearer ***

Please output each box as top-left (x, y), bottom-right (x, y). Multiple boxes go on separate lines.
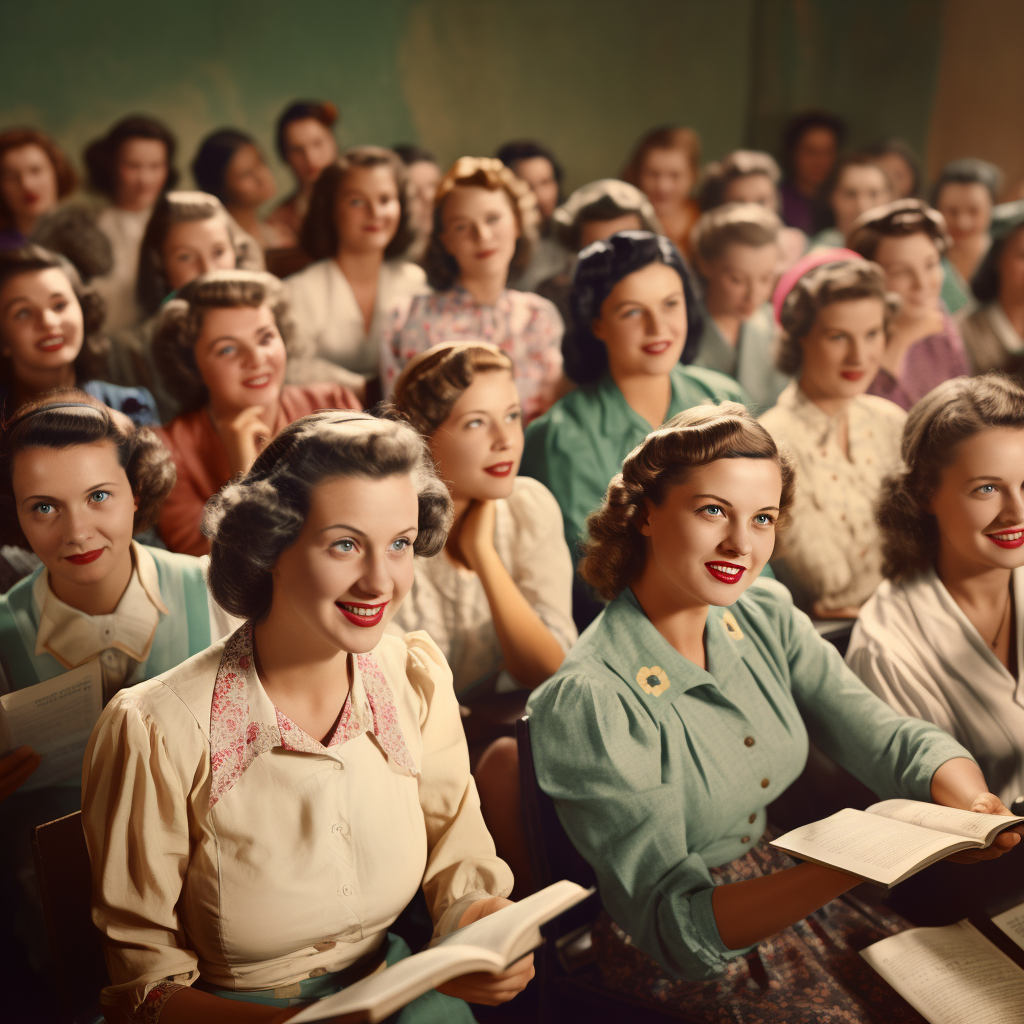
top-left (32, 811), bottom-right (107, 1022)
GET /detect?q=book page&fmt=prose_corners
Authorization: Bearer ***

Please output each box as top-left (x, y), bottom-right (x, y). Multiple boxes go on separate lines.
top-left (0, 660), bottom-right (102, 790)
top-left (993, 902), bottom-right (1024, 953)
top-left (772, 808), bottom-right (966, 887)
top-left (868, 799), bottom-right (1024, 843)
top-left (861, 920), bottom-right (1024, 1024)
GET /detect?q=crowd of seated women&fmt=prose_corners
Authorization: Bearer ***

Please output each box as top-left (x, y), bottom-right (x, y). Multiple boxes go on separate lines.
top-left (2, 100), bottom-right (1024, 1024)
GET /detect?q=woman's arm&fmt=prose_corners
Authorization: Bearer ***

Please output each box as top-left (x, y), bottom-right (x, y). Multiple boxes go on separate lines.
top-left (930, 757), bottom-right (1022, 862)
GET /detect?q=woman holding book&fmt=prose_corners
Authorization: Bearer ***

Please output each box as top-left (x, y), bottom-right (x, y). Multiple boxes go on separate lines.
top-left (527, 402), bottom-right (1019, 1022)
top-left (82, 410), bottom-right (533, 1023)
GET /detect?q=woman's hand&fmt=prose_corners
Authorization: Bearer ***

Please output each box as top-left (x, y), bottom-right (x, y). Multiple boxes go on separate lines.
top-left (435, 897), bottom-right (535, 1006)
top-left (0, 746), bottom-right (41, 802)
top-left (457, 500), bottom-right (497, 574)
top-left (214, 406), bottom-right (271, 476)
top-left (946, 791), bottom-right (1023, 863)
top-left (931, 758), bottom-right (1023, 863)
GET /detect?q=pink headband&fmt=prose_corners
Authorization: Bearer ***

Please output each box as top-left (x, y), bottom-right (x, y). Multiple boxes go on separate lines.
top-left (772, 247), bottom-right (864, 324)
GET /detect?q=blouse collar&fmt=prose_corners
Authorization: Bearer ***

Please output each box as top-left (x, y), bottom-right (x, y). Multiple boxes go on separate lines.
top-left (208, 623), bottom-right (419, 808)
top-left (33, 541), bottom-right (168, 670)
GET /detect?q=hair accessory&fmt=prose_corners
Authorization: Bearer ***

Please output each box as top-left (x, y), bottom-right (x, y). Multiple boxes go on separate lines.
top-left (9, 401), bottom-right (106, 425)
top-left (771, 247), bottom-right (863, 324)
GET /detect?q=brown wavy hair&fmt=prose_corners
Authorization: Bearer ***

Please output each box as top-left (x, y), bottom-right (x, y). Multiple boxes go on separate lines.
top-left (0, 128), bottom-right (78, 232)
top-left (423, 157), bottom-right (539, 291)
top-left (622, 127), bottom-right (701, 192)
top-left (877, 373), bottom-right (1024, 583)
top-left (579, 402), bottom-right (795, 600)
top-left (846, 198), bottom-right (950, 262)
top-left (391, 342), bottom-right (514, 437)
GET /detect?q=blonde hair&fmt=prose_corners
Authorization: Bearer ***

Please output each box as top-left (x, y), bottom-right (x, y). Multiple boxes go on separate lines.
top-left (690, 202), bottom-right (781, 268)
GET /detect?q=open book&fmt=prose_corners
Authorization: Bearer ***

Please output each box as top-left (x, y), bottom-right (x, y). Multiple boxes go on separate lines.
top-left (289, 880), bottom-right (593, 1023)
top-left (771, 798), bottom-right (1024, 888)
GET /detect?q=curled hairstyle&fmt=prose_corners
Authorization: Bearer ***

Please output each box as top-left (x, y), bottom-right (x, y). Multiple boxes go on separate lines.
top-left (846, 199), bottom-right (950, 261)
top-left (137, 191), bottom-right (262, 315)
top-left (580, 402), bottom-right (795, 600)
top-left (0, 128), bottom-right (78, 232)
top-left (776, 259), bottom-right (897, 376)
top-left (495, 140), bottom-right (564, 194)
top-left (0, 245), bottom-right (106, 392)
top-left (929, 158), bottom-right (1003, 208)
top-left (877, 374), bottom-right (1024, 582)
top-left (698, 150), bottom-right (781, 211)
top-left (275, 100), bottom-right (338, 163)
top-left (622, 127), bottom-right (701, 191)
top-left (0, 389), bottom-right (175, 547)
top-left (83, 115), bottom-right (179, 200)
top-left (551, 179), bottom-right (661, 253)
top-left (822, 153), bottom-right (891, 207)
top-left (563, 230), bottom-right (702, 384)
top-left (152, 269), bottom-right (294, 411)
top-left (204, 410), bottom-right (453, 620)
top-left (301, 146), bottom-right (413, 261)
top-left (423, 157), bottom-right (539, 291)
top-left (690, 202), bottom-right (781, 269)
top-left (392, 342), bottom-right (514, 436)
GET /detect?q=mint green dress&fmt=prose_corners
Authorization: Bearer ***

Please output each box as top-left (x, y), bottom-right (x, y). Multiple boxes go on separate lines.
top-left (941, 256), bottom-right (973, 314)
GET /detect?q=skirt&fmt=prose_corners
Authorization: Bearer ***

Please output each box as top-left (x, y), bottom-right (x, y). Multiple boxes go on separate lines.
top-left (591, 835), bottom-right (926, 1024)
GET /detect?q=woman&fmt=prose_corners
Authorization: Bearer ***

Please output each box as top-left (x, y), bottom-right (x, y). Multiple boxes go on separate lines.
top-left (0, 245), bottom-right (157, 423)
top-left (526, 401), bottom-right (1017, 1022)
top-left (778, 109), bottom-right (845, 234)
top-left (958, 201), bottom-right (1024, 375)
top-left (0, 128), bottom-right (77, 247)
top-left (82, 410), bottom-right (533, 1022)
top-left (152, 270), bottom-right (361, 556)
top-left (689, 202), bottom-right (790, 410)
top-left (192, 129), bottom-right (295, 250)
top-left (390, 342), bottom-right (576, 699)
top-left (394, 144), bottom-right (441, 263)
top-left (381, 157), bottom-right (563, 423)
top-left (519, 231), bottom-right (747, 587)
top-left (288, 146), bottom-right (428, 393)
top-left (811, 154), bottom-right (891, 249)
top-left (759, 253), bottom-right (905, 617)
top-left (83, 116), bottom-right (178, 331)
top-left (848, 374), bottom-right (1024, 807)
top-left (931, 158), bottom-right (1003, 314)
top-left (266, 99), bottom-right (339, 244)
top-left (866, 138), bottom-right (920, 200)
top-left (847, 198), bottom-right (969, 409)
top-left (622, 126), bottom-right (701, 257)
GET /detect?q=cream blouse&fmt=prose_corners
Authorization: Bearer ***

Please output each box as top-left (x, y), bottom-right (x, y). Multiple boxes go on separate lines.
top-left (82, 624), bottom-right (511, 1019)
top-left (759, 382), bottom-right (906, 611)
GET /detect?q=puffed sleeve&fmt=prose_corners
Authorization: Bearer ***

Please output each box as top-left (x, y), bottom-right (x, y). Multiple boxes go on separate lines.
top-left (402, 632), bottom-right (513, 935)
top-left (527, 670), bottom-right (738, 981)
top-left (81, 690), bottom-right (198, 1020)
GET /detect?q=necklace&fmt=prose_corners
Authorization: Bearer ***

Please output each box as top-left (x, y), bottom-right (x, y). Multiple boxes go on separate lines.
top-left (991, 586), bottom-right (1013, 650)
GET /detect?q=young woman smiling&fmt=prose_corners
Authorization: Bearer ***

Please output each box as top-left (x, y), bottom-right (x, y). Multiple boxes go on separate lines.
top-left (527, 402), bottom-right (1018, 1023)
top-left (82, 410), bottom-right (532, 1023)
top-left (0, 128), bottom-right (77, 247)
top-left (152, 270), bottom-right (360, 555)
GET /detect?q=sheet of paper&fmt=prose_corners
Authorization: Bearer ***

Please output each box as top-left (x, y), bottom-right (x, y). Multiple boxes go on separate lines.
top-left (993, 902), bottom-right (1024, 953)
top-left (0, 659), bottom-right (102, 790)
top-left (868, 799), bottom-right (1024, 841)
top-left (861, 920), bottom-right (1024, 1024)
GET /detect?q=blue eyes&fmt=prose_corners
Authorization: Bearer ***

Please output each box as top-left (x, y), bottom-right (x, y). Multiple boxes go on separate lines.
top-left (753, 513), bottom-right (775, 526)
top-left (91, 491), bottom-right (111, 503)
top-left (976, 484), bottom-right (997, 494)
top-left (32, 502), bottom-right (54, 515)
top-left (330, 537), bottom-right (412, 553)
top-left (700, 505), bottom-right (724, 517)
top-left (332, 539), bottom-right (356, 552)
top-left (696, 504), bottom-right (776, 526)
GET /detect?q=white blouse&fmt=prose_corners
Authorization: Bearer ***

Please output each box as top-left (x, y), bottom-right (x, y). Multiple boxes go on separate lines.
top-left (82, 625), bottom-right (511, 1019)
top-left (92, 206), bottom-right (151, 331)
top-left (847, 566), bottom-right (1024, 805)
top-left (759, 382), bottom-right (906, 611)
top-left (388, 477), bottom-right (577, 696)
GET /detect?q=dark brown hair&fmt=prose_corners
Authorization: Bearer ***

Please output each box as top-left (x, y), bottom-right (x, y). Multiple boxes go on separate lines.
top-left (0, 128), bottom-right (78, 232)
top-left (276, 100), bottom-right (338, 163)
top-left (579, 402), bottom-right (795, 600)
top-left (846, 199), bottom-right (950, 261)
top-left (83, 115), bottom-right (178, 200)
top-left (877, 374), bottom-right (1024, 582)
top-left (300, 146), bottom-right (413, 261)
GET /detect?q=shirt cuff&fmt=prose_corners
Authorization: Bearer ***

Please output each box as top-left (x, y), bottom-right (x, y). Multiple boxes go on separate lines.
top-left (688, 886), bottom-right (756, 965)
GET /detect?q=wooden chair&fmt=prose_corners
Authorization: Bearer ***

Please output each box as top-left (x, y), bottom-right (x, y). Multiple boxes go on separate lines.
top-left (31, 811), bottom-right (107, 1023)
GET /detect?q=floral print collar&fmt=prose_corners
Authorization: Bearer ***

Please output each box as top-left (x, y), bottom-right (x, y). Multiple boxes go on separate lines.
top-left (208, 624), bottom-right (418, 807)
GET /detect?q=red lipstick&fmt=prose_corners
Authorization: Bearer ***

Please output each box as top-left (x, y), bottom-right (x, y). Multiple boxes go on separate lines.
top-left (705, 561), bottom-right (746, 584)
top-left (987, 530), bottom-right (1024, 549)
top-left (840, 370), bottom-right (865, 381)
top-left (484, 462), bottom-right (513, 477)
top-left (65, 548), bottom-right (104, 565)
top-left (641, 341), bottom-right (672, 355)
top-left (336, 601), bottom-right (387, 627)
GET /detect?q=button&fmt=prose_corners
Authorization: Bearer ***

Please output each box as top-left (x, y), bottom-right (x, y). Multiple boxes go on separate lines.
top-left (761, 778), bottom-right (770, 789)
top-left (313, 941), bottom-right (337, 952)
top-left (342, 884), bottom-right (355, 897)
top-left (741, 836), bottom-right (750, 844)
top-left (744, 737), bottom-right (755, 747)
top-left (332, 823), bottom-right (349, 835)
top-left (333, 762), bottom-right (344, 771)
top-left (748, 813), bottom-right (756, 824)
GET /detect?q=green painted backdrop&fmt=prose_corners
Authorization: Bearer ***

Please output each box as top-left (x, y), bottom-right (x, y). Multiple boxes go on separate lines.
top-left (0, 0), bottom-right (944, 195)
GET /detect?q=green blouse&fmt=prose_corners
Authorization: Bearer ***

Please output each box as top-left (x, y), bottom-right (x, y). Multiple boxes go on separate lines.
top-left (526, 579), bottom-right (971, 981)
top-left (520, 364), bottom-right (750, 562)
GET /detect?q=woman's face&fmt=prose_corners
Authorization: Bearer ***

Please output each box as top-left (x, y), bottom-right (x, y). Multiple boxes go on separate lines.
top-left (638, 148), bottom-right (693, 209)
top-left (514, 156), bottom-right (559, 221)
top-left (334, 164), bottom-right (401, 254)
top-left (998, 226), bottom-right (1024, 305)
top-left (798, 297), bottom-right (886, 401)
top-left (930, 427), bottom-right (1024, 574)
top-left (114, 138), bottom-right (169, 211)
top-left (0, 144), bottom-right (59, 230)
top-left (161, 216), bottom-right (237, 292)
top-left (405, 159), bottom-right (441, 237)
top-left (0, 268), bottom-right (84, 376)
top-left (723, 173), bottom-right (778, 212)
top-left (792, 127), bottom-right (838, 189)
top-left (936, 182), bottom-right (992, 244)
top-left (439, 185), bottom-right (520, 281)
top-left (874, 232), bottom-right (943, 322)
top-left (591, 261), bottom-right (687, 379)
top-left (639, 457), bottom-right (782, 608)
top-left (271, 472), bottom-right (419, 655)
top-left (831, 165), bottom-right (891, 236)
top-left (283, 118), bottom-right (337, 188)
top-left (700, 242), bottom-right (778, 321)
top-left (193, 303), bottom-right (287, 413)
top-left (223, 143), bottom-right (277, 209)
top-left (872, 152), bottom-right (915, 200)
top-left (12, 439), bottom-right (137, 596)
top-left (429, 370), bottom-right (523, 504)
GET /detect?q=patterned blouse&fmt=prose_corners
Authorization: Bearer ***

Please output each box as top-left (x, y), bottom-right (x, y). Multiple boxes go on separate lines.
top-left (380, 284), bottom-right (564, 423)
